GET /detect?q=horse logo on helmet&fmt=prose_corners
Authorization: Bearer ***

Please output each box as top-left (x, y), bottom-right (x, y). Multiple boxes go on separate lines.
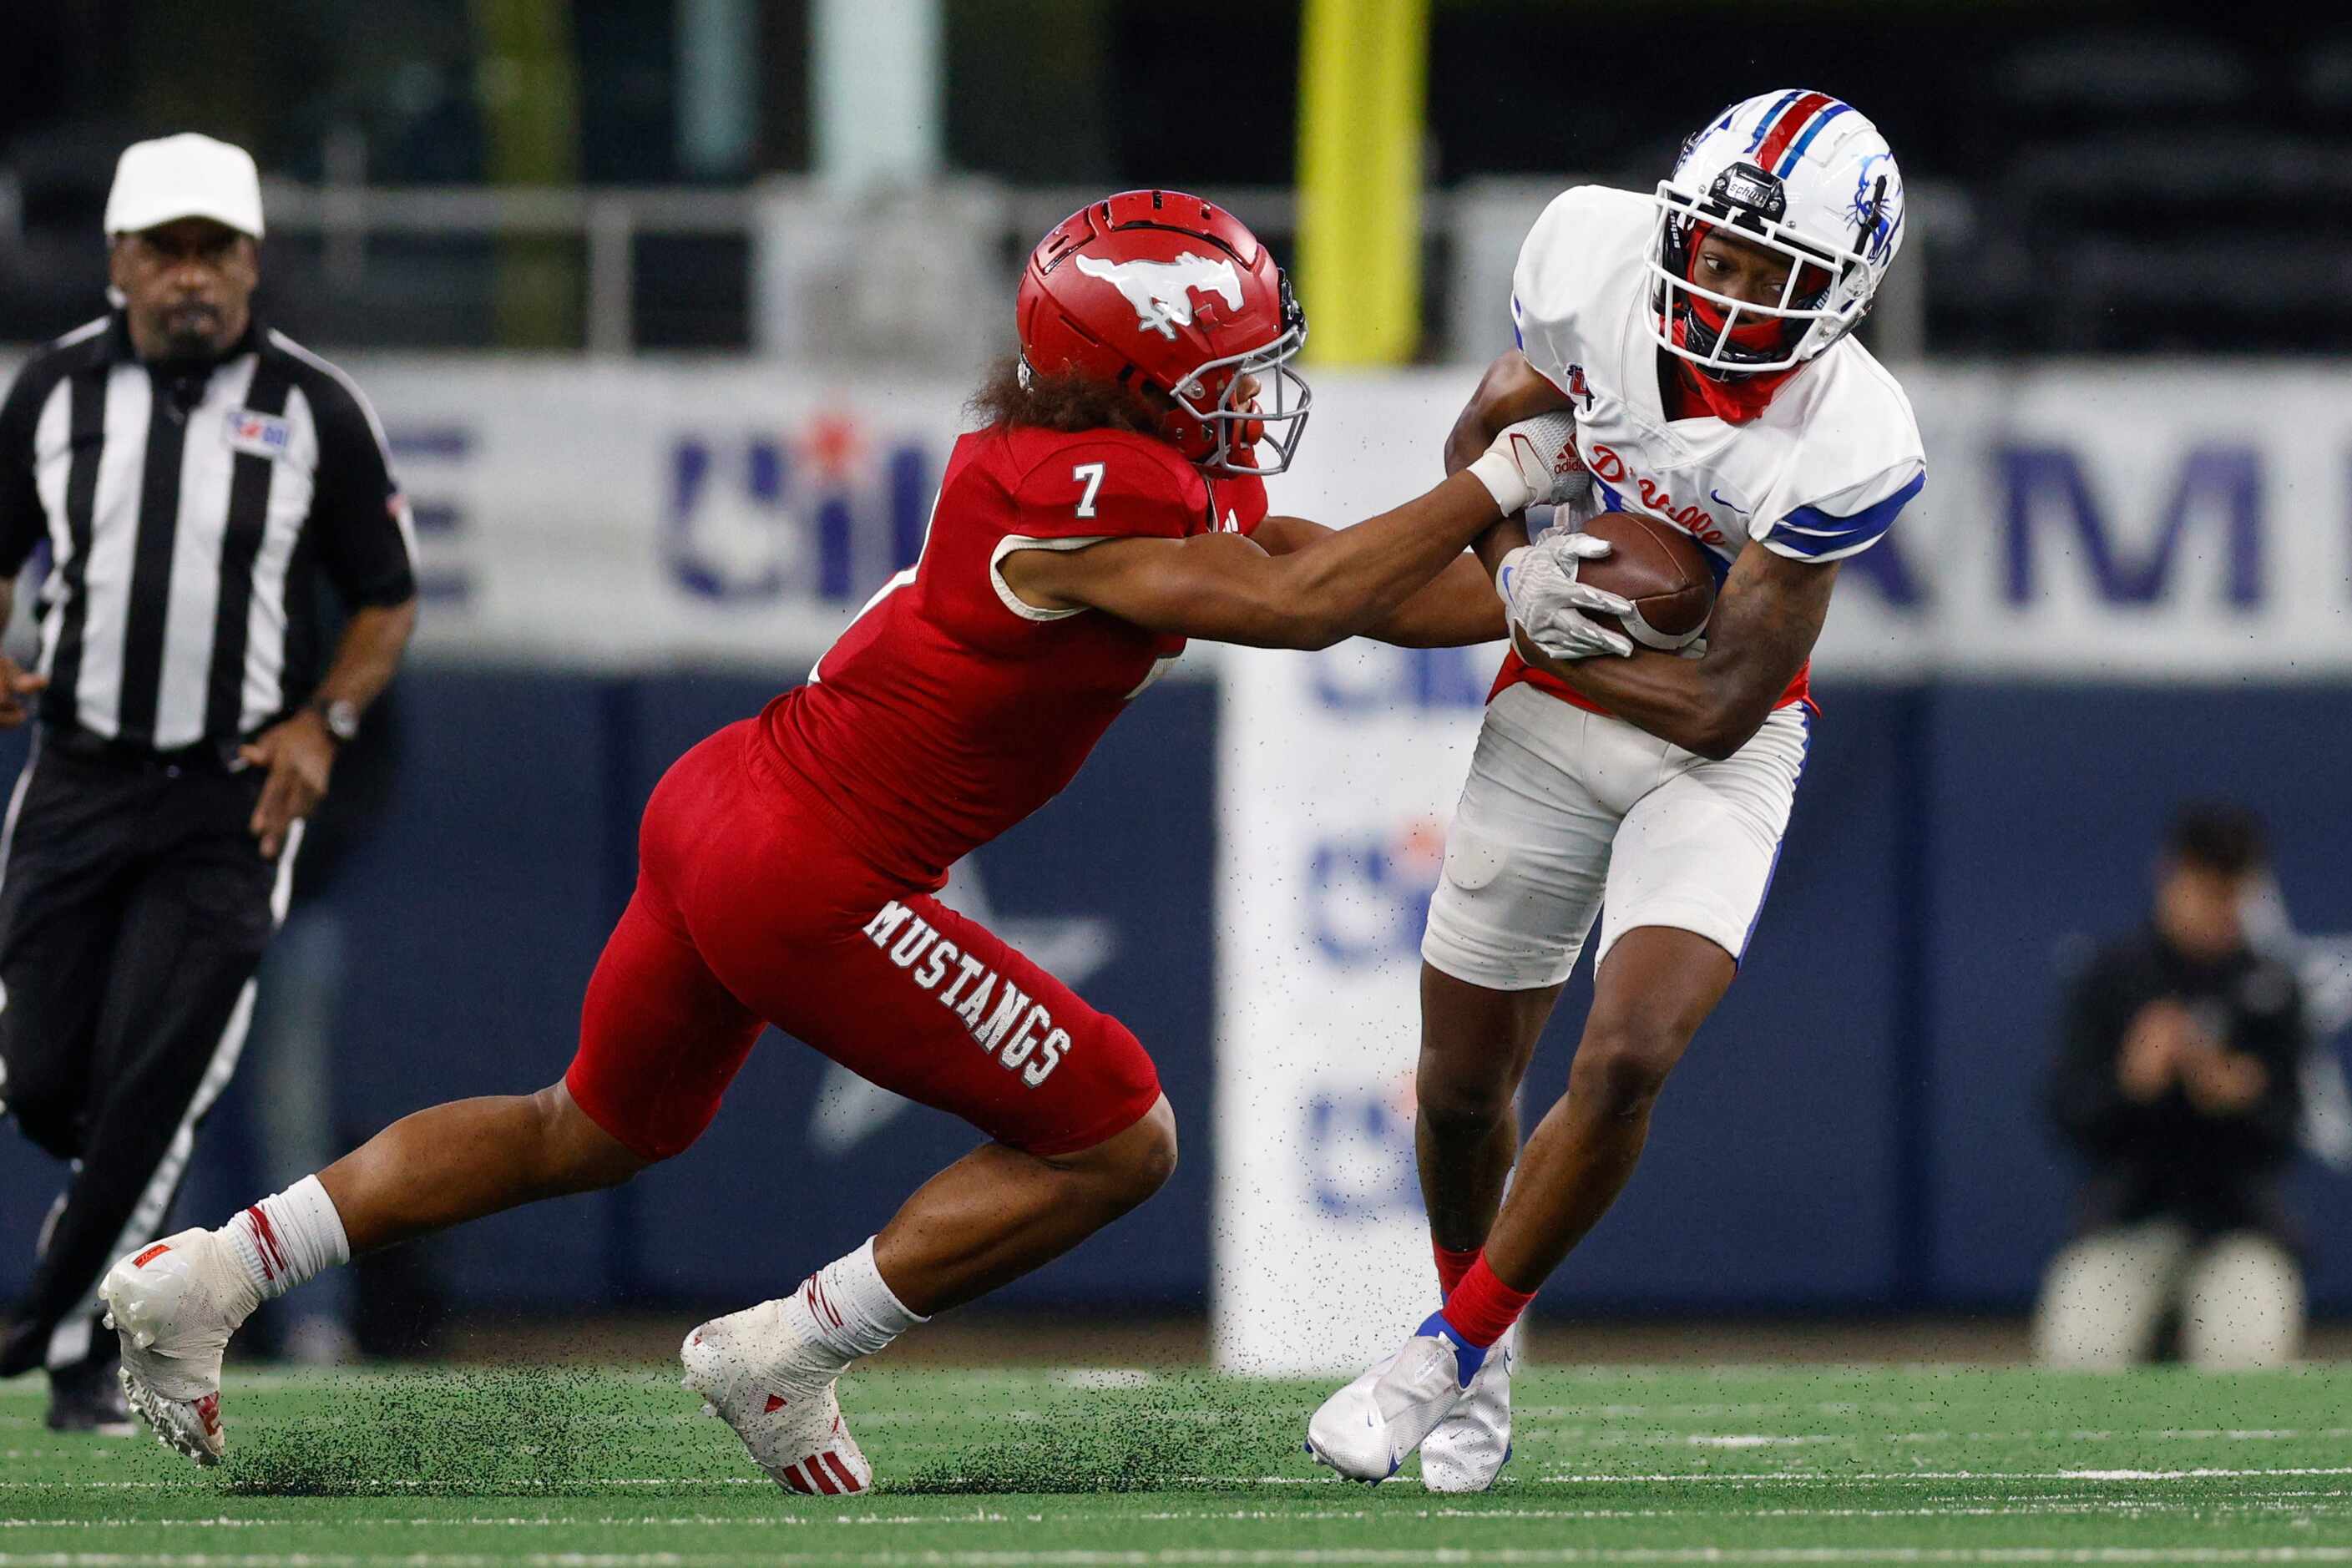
top-left (1071, 251), bottom-right (1245, 341)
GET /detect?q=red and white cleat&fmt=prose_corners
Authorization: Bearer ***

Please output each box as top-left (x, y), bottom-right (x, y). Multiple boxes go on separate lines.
top-left (680, 1299), bottom-right (873, 1497)
top-left (97, 1229), bottom-right (257, 1467)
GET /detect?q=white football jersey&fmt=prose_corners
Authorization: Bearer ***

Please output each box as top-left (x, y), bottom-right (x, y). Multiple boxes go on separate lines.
top-left (1510, 185), bottom-right (1925, 569)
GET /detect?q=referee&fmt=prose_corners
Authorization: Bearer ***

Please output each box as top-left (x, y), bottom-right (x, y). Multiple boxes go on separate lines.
top-left (0, 134), bottom-right (417, 1430)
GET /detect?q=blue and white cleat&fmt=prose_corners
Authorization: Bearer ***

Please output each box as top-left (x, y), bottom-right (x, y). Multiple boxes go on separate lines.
top-left (1419, 1319), bottom-right (1515, 1491)
top-left (1305, 1313), bottom-right (1486, 1484)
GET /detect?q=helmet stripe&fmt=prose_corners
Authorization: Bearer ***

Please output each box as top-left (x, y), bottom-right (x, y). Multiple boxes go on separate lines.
top-left (1752, 91), bottom-right (1833, 175)
top-left (1773, 102), bottom-right (1851, 176)
top-left (1743, 91), bottom-right (1806, 156)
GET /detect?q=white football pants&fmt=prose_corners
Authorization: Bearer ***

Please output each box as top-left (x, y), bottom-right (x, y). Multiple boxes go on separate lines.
top-left (1421, 684), bottom-right (1809, 989)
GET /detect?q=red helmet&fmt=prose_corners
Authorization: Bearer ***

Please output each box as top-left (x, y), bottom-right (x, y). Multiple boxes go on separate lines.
top-left (1015, 190), bottom-right (1311, 475)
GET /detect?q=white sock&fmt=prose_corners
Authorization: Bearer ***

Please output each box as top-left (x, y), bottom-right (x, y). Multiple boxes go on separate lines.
top-left (781, 1237), bottom-right (927, 1371)
top-left (221, 1176), bottom-right (352, 1302)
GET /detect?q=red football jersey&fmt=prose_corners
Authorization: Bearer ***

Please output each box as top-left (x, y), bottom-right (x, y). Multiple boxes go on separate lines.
top-left (764, 423), bottom-right (1265, 888)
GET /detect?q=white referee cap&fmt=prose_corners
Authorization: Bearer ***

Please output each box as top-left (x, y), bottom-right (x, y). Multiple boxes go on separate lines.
top-left (104, 134), bottom-right (265, 240)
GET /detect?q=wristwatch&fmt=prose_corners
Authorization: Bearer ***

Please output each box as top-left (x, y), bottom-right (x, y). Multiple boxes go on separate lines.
top-left (311, 695), bottom-right (361, 745)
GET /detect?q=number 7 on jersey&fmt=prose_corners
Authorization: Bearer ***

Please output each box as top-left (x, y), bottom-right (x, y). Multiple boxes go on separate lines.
top-left (1072, 462), bottom-right (1105, 518)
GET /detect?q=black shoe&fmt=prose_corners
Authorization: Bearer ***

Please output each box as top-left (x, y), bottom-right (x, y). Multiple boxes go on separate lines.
top-left (45, 1353), bottom-right (136, 1436)
top-left (0, 1318), bottom-right (45, 1380)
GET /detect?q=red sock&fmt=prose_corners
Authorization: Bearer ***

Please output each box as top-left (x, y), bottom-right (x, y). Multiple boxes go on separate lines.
top-left (1433, 1243), bottom-right (1479, 1297)
top-left (1439, 1255), bottom-right (1535, 1349)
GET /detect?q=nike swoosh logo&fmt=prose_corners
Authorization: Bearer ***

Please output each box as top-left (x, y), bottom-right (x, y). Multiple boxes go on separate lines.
top-left (1709, 489), bottom-right (1750, 515)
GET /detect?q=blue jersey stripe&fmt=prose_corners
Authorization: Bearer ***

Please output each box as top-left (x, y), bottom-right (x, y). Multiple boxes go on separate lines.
top-left (1772, 524), bottom-right (1882, 559)
top-left (1768, 470), bottom-right (1925, 555)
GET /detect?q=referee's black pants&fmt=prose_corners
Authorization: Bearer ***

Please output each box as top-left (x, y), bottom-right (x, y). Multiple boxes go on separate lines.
top-left (0, 729), bottom-right (297, 1379)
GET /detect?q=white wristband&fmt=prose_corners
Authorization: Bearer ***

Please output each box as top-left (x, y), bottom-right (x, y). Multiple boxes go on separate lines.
top-left (1465, 449), bottom-right (1533, 516)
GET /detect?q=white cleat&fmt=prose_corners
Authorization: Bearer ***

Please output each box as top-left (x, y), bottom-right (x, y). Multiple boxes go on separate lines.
top-left (1420, 1320), bottom-right (1516, 1492)
top-left (1305, 1313), bottom-right (1486, 1484)
top-left (680, 1297), bottom-right (873, 1497)
top-left (97, 1229), bottom-right (257, 1467)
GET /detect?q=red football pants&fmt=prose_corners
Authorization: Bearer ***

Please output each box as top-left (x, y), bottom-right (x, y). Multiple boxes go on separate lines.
top-left (565, 720), bottom-right (1162, 1162)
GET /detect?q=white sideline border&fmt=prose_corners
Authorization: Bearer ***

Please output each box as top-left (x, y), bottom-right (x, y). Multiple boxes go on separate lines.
top-left (3, 1547), bottom-right (2352, 1565)
top-left (10, 1464), bottom-right (2352, 1491)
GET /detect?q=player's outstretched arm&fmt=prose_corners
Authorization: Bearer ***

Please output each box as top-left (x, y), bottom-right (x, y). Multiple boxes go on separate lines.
top-left (1443, 350), bottom-right (1576, 477)
top-left (999, 474), bottom-right (1502, 650)
top-left (999, 415), bottom-right (1580, 651)
top-left (1444, 351), bottom-right (1573, 579)
top-left (1249, 513), bottom-right (1505, 649)
top-left (1515, 539), bottom-right (1838, 760)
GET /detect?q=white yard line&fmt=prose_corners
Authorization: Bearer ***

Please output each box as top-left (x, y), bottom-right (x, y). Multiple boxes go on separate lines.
top-left (1507, 1428), bottom-right (2352, 1447)
top-left (0, 1480), bottom-right (771, 1493)
top-left (9, 1463), bottom-right (2352, 1495)
top-left (6, 1547), bottom-right (2352, 1566)
top-left (0, 1522), bottom-right (631, 1533)
top-left (1530, 1467), bottom-right (2352, 1485)
top-left (25, 1413), bottom-right (2352, 1439)
top-left (13, 1494), bottom-right (2340, 1531)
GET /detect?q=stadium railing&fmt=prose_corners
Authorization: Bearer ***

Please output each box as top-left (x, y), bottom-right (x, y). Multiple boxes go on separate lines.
top-left (234, 176), bottom-right (1962, 363)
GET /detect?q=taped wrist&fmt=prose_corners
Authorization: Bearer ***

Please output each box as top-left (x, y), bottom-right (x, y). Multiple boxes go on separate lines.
top-left (1466, 449), bottom-right (1533, 516)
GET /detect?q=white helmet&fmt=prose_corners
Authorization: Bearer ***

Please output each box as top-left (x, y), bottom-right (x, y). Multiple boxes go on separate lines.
top-left (1649, 90), bottom-right (1906, 377)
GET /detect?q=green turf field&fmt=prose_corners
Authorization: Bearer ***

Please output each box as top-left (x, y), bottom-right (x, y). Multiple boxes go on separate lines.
top-left (4, 1361), bottom-right (2348, 1563)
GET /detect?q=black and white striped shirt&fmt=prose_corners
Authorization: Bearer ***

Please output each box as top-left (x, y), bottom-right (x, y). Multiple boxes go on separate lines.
top-left (0, 314), bottom-right (417, 752)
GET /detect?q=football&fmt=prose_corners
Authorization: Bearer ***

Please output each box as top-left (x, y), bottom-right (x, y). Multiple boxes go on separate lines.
top-left (1571, 512), bottom-right (1717, 650)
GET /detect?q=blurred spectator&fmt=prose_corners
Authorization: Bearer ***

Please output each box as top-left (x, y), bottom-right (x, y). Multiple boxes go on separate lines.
top-left (2034, 804), bottom-right (2307, 1370)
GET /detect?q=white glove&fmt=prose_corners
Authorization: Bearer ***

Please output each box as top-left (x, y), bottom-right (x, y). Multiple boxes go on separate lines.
top-left (1496, 532), bottom-right (1636, 660)
top-left (1531, 470), bottom-right (1601, 538)
top-left (1465, 412), bottom-right (1587, 514)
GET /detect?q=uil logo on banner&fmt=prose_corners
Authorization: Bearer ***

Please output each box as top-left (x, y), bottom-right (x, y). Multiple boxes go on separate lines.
top-left (666, 414), bottom-right (934, 604)
top-left (1304, 1073), bottom-right (1421, 1220)
top-left (1073, 252), bottom-right (1243, 341)
top-left (1310, 818), bottom-right (1447, 964)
